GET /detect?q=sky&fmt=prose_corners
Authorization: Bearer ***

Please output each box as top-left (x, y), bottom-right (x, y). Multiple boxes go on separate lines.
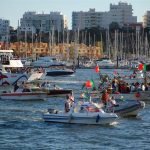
top-left (0, 0), bottom-right (149, 29)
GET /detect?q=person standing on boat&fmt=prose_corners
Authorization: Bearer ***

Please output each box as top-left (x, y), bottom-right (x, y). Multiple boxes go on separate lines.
top-left (65, 94), bottom-right (74, 113)
top-left (101, 89), bottom-right (110, 108)
top-left (65, 95), bottom-right (70, 113)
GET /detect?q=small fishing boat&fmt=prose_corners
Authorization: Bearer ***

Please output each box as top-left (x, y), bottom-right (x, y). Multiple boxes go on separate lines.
top-left (43, 102), bottom-right (118, 125)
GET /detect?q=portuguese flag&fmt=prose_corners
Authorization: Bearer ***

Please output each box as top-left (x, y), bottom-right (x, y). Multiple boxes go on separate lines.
top-left (138, 64), bottom-right (147, 71)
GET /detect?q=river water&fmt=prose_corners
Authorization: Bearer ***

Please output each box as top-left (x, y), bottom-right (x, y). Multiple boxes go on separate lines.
top-left (0, 69), bottom-right (150, 150)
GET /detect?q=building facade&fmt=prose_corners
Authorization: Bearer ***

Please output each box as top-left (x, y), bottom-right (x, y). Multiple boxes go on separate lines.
top-left (72, 2), bottom-right (137, 30)
top-left (143, 11), bottom-right (150, 28)
top-left (109, 2), bottom-right (137, 27)
top-left (19, 11), bottom-right (68, 34)
top-left (0, 19), bottom-right (10, 42)
top-left (72, 9), bottom-right (109, 30)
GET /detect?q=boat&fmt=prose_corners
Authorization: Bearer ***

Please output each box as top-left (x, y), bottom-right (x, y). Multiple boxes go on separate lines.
top-left (96, 58), bottom-right (115, 69)
top-left (80, 95), bottom-right (145, 117)
top-left (30, 81), bottom-right (73, 96)
top-left (105, 99), bottom-right (145, 117)
top-left (45, 68), bottom-right (75, 77)
top-left (43, 102), bottom-right (118, 125)
top-left (31, 56), bottom-right (65, 67)
top-left (0, 50), bottom-right (29, 86)
top-left (0, 87), bottom-right (47, 100)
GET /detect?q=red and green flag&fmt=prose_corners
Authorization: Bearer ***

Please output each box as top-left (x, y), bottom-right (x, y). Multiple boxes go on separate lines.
top-left (138, 64), bottom-right (147, 71)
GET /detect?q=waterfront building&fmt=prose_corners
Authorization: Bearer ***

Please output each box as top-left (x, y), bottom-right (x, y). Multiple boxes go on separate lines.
top-left (19, 11), bottom-right (68, 34)
top-left (0, 19), bottom-right (10, 42)
top-left (143, 11), bottom-right (150, 28)
top-left (72, 2), bottom-right (137, 30)
top-left (9, 42), bottom-right (103, 60)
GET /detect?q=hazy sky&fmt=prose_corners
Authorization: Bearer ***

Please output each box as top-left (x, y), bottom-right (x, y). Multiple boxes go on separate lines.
top-left (0, 0), bottom-right (149, 29)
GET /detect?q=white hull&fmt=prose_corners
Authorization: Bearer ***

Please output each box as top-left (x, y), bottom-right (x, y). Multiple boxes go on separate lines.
top-left (43, 112), bottom-right (118, 125)
top-left (0, 92), bottom-right (47, 100)
top-left (113, 101), bottom-right (145, 117)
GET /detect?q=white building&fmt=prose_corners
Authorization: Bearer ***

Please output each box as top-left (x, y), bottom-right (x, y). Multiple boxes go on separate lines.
top-left (72, 9), bottom-right (110, 30)
top-left (19, 11), bottom-right (68, 33)
top-left (143, 11), bottom-right (150, 28)
top-left (72, 2), bottom-right (137, 30)
top-left (109, 2), bottom-right (137, 27)
top-left (0, 19), bottom-right (10, 42)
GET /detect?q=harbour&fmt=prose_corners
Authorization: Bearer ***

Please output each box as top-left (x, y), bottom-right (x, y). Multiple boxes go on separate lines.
top-left (0, 0), bottom-right (150, 149)
top-left (0, 69), bottom-right (150, 149)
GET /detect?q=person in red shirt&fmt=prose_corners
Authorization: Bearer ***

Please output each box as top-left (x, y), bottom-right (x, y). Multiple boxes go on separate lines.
top-left (101, 89), bottom-right (110, 108)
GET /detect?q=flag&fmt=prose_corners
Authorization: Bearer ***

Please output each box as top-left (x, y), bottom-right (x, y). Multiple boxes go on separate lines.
top-left (138, 63), bottom-right (147, 71)
top-left (90, 79), bottom-right (96, 90)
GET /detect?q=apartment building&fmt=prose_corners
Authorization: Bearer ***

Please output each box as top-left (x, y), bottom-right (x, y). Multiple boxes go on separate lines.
top-left (0, 19), bottom-right (10, 42)
top-left (19, 11), bottom-right (68, 33)
top-left (72, 9), bottom-right (110, 30)
top-left (143, 11), bottom-right (150, 28)
top-left (72, 2), bottom-right (137, 30)
top-left (110, 2), bottom-right (137, 27)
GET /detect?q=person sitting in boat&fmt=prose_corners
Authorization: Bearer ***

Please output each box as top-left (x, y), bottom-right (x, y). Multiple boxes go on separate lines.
top-left (14, 83), bottom-right (19, 92)
top-left (141, 83), bottom-right (145, 91)
top-left (110, 96), bottom-right (119, 107)
top-left (101, 89), bottom-right (110, 108)
top-left (130, 83), bottom-right (136, 92)
top-left (22, 88), bottom-right (31, 92)
top-left (53, 84), bottom-right (61, 90)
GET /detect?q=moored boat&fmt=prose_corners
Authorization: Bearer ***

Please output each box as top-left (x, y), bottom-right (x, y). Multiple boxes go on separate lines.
top-left (46, 68), bottom-right (75, 76)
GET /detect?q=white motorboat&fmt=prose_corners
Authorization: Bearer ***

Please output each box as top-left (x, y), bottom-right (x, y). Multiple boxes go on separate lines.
top-left (31, 56), bottom-right (65, 67)
top-left (96, 58), bottom-right (115, 68)
top-left (43, 102), bottom-right (118, 125)
top-left (105, 99), bottom-right (145, 117)
top-left (0, 50), bottom-right (28, 85)
top-left (79, 96), bottom-right (145, 117)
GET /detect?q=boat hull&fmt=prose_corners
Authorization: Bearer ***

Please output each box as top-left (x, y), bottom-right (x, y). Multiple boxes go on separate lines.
top-left (46, 70), bottom-right (74, 76)
top-left (47, 89), bottom-right (72, 96)
top-left (0, 92), bottom-right (47, 100)
top-left (107, 100), bottom-right (145, 117)
top-left (43, 112), bottom-right (118, 125)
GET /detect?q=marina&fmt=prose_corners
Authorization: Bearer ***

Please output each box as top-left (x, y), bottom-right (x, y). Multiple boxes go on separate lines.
top-left (0, 68), bottom-right (150, 149)
top-left (1, 0), bottom-right (150, 149)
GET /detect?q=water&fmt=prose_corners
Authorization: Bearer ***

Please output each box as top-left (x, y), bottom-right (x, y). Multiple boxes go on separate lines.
top-left (0, 69), bottom-right (150, 150)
